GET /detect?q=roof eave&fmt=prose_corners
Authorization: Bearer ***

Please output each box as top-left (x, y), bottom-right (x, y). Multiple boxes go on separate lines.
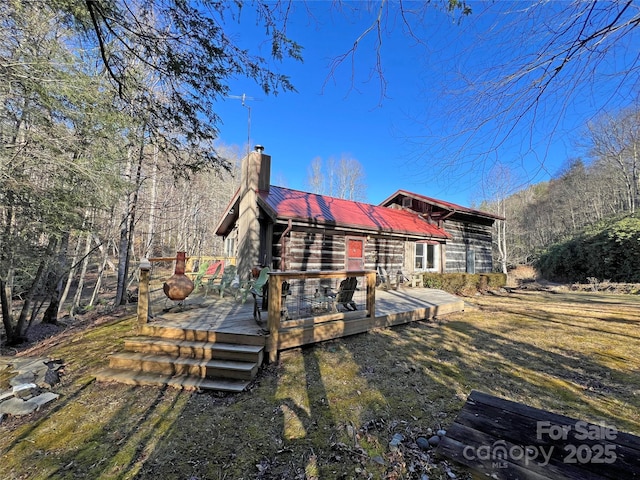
top-left (382, 189), bottom-right (504, 221)
top-left (214, 188), bottom-right (240, 237)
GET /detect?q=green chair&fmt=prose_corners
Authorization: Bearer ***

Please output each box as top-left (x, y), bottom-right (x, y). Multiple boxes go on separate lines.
top-left (202, 263), bottom-right (223, 297)
top-left (210, 264), bottom-right (237, 298)
top-left (245, 267), bottom-right (270, 323)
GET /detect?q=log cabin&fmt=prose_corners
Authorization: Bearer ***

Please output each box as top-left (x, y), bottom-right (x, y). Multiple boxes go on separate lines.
top-left (215, 146), bottom-right (503, 283)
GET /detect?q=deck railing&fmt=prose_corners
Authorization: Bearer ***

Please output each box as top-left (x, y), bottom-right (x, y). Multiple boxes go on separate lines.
top-left (266, 270), bottom-right (377, 362)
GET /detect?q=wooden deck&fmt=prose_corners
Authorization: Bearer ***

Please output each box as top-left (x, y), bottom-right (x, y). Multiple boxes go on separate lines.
top-left (151, 286), bottom-right (464, 349)
top-left (97, 276), bottom-right (464, 391)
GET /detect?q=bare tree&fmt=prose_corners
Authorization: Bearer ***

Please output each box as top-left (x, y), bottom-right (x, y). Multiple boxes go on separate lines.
top-left (325, 1), bottom-right (639, 186)
top-left (429, 1), bottom-right (640, 182)
top-left (307, 157), bottom-right (325, 194)
top-left (479, 164), bottom-right (514, 273)
top-left (306, 155), bottom-right (367, 201)
top-left (587, 107), bottom-right (640, 213)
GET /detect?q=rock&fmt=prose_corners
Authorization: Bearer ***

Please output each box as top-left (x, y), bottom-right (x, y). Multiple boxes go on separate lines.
top-left (0, 390), bottom-right (14, 402)
top-left (346, 424), bottom-right (356, 438)
top-left (0, 356), bottom-right (63, 419)
top-left (416, 436), bottom-right (430, 450)
top-left (0, 392), bottom-right (59, 417)
top-left (389, 432), bottom-right (405, 451)
top-left (437, 429), bottom-right (447, 437)
top-left (427, 435), bottom-right (441, 447)
top-left (13, 383), bottom-right (37, 398)
top-left (29, 392), bottom-right (59, 410)
top-left (44, 368), bottom-right (61, 387)
top-left (9, 372), bottom-right (36, 387)
top-left (0, 397), bottom-right (37, 416)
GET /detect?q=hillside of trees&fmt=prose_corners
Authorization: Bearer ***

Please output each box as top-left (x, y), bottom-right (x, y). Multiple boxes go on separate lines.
top-left (1, 1), bottom-right (290, 345)
top-left (482, 106), bottom-right (640, 283)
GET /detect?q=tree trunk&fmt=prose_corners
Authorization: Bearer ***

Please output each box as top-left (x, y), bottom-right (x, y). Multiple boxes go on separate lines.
top-left (71, 230), bottom-right (93, 316)
top-left (116, 126), bottom-right (146, 306)
top-left (42, 232), bottom-right (69, 324)
top-left (145, 145), bottom-right (159, 258)
top-left (115, 145), bottom-right (135, 306)
top-left (90, 238), bottom-right (110, 307)
top-left (0, 278), bottom-right (16, 344)
top-left (19, 239), bottom-right (54, 333)
top-left (58, 231), bottom-right (83, 315)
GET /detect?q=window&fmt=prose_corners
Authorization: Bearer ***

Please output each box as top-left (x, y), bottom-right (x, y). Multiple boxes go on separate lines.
top-left (224, 236), bottom-right (235, 258)
top-left (415, 243), bottom-right (437, 271)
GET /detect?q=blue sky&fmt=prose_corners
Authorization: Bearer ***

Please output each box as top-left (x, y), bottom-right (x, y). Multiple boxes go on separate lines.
top-left (212, 1), bottom-right (638, 207)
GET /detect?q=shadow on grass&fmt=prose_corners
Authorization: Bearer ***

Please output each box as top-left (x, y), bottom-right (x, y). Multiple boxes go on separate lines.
top-left (49, 385), bottom-right (183, 479)
top-left (4, 290), bottom-right (639, 479)
top-left (130, 291), bottom-right (640, 478)
top-left (372, 293), bottom-right (640, 435)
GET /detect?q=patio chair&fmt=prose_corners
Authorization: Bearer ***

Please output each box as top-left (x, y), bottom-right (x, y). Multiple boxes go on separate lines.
top-left (209, 264), bottom-right (237, 298)
top-left (246, 266), bottom-right (270, 323)
top-left (191, 261), bottom-right (210, 291)
top-left (202, 262), bottom-right (223, 297)
top-left (377, 267), bottom-right (400, 290)
top-left (331, 276), bottom-right (358, 312)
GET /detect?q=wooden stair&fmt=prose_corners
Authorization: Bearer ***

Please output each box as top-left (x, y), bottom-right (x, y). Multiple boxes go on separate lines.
top-left (96, 322), bottom-right (265, 392)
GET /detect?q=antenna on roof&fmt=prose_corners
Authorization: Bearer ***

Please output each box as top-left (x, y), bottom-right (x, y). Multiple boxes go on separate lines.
top-left (227, 94), bottom-right (258, 157)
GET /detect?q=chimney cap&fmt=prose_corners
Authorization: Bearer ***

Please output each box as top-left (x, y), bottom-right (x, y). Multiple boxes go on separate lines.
top-left (254, 145), bottom-right (264, 153)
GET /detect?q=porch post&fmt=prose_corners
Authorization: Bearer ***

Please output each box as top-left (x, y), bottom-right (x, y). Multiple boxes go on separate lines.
top-left (366, 270), bottom-right (376, 318)
top-left (137, 258), bottom-right (151, 326)
top-left (267, 273), bottom-right (282, 363)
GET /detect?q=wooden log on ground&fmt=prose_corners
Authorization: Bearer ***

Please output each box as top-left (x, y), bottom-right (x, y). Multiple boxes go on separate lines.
top-left (437, 390), bottom-right (640, 480)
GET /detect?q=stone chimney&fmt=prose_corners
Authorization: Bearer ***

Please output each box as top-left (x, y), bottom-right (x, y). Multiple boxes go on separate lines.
top-left (237, 146), bottom-right (271, 281)
top-left (241, 145), bottom-right (270, 195)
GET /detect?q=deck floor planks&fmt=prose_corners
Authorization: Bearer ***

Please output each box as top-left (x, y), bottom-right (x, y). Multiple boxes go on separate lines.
top-left (149, 287), bottom-right (463, 336)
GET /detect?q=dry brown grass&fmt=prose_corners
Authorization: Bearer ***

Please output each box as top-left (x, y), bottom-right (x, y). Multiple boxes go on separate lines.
top-left (1, 290), bottom-right (639, 479)
top-left (507, 265), bottom-right (539, 286)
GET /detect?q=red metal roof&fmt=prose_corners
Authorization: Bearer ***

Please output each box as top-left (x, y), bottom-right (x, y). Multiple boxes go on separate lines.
top-left (259, 186), bottom-right (450, 238)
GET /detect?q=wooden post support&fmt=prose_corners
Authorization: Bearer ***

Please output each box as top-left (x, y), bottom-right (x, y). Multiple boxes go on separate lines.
top-left (137, 258), bottom-right (151, 326)
top-left (267, 272), bottom-right (282, 363)
top-left (366, 270), bottom-right (376, 318)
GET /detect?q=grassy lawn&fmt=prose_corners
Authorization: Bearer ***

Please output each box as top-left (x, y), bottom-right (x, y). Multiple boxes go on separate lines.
top-left (1, 290), bottom-right (639, 479)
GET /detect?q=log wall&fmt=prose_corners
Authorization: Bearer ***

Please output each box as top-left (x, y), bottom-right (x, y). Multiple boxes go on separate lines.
top-left (364, 236), bottom-right (405, 274)
top-left (272, 227), bottom-right (407, 274)
top-left (444, 218), bottom-right (493, 273)
top-left (270, 220), bottom-right (494, 275)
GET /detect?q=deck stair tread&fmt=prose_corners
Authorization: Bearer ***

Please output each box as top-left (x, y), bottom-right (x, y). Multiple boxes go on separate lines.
top-left (126, 337), bottom-right (263, 352)
top-left (110, 351), bottom-right (257, 372)
top-left (95, 368), bottom-right (250, 392)
top-left (138, 323), bottom-right (265, 346)
top-left (124, 337), bottom-right (263, 355)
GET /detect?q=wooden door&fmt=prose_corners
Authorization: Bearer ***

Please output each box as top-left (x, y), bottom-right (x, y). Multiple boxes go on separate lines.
top-left (346, 236), bottom-right (365, 271)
